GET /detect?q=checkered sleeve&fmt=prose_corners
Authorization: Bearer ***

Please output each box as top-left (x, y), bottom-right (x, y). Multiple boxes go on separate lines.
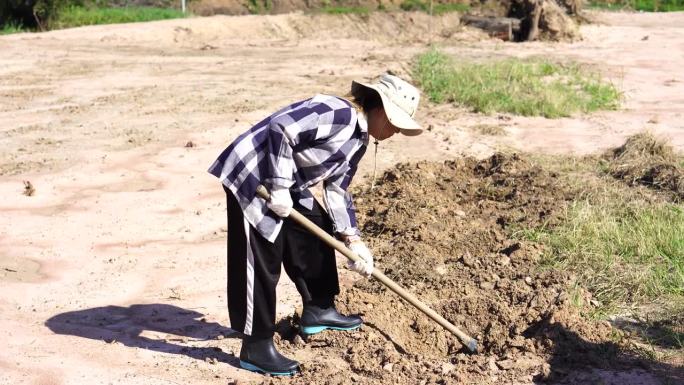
top-left (262, 105), bottom-right (319, 190)
top-left (323, 165), bottom-right (360, 236)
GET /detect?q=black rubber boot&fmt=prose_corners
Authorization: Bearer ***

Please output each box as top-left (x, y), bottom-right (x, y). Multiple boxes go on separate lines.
top-left (299, 305), bottom-right (363, 336)
top-left (238, 336), bottom-right (299, 376)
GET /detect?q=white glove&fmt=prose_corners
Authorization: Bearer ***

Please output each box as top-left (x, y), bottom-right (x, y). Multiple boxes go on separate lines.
top-left (266, 188), bottom-right (293, 217)
top-left (346, 240), bottom-right (374, 277)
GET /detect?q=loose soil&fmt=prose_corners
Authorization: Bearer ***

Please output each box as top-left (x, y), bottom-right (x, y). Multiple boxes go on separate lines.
top-left (269, 154), bottom-right (679, 385)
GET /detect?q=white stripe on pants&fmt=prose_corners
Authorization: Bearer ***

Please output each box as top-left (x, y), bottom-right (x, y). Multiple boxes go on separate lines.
top-left (243, 217), bottom-right (256, 335)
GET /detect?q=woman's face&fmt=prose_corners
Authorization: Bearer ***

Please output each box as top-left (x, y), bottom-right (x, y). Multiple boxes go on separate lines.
top-left (367, 107), bottom-right (400, 141)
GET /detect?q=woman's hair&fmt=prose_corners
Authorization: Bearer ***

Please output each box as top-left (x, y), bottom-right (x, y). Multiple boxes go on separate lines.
top-left (347, 87), bottom-right (383, 115)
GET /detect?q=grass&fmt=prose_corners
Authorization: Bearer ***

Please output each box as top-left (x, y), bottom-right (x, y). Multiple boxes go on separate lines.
top-left (589, 0), bottom-right (684, 11)
top-left (247, 0), bottom-right (273, 14)
top-left (319, 6), bottom-right (370, 15)
top-left (400, 0), bottom-right (470, 14)
top-left (52, 6), bottom-right (187, 29)
top-left (413, 49), bottom-right (621, 118)
top-left (601, 132), bottom-right (684, 200)
top-left (470, 123), bottom-right (506, 136)
top-left (522, 182), bottom-right (684, 308)
top-left (1, 22), bottom-right (26, 35)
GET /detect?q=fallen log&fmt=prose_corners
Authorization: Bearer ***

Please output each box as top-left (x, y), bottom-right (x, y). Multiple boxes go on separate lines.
top-left (461, 15), bottom-right (521, 41)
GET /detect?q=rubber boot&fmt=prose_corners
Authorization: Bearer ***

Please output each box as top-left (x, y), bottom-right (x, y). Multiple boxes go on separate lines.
top-left (239, 336), bottom-right (299, 376)
top-left (299, 304), bottom-right (363, 336)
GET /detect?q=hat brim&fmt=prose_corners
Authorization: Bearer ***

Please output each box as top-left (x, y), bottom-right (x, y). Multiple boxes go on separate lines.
top-left (351, 81), bottom-right (422, 136)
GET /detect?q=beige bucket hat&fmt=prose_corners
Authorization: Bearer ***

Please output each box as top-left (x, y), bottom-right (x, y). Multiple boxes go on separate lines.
top-left (351, 74), bottom-right (422, 136)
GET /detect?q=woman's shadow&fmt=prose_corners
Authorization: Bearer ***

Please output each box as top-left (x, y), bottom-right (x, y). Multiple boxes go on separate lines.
top-left (45, 304), bottom-right (241, 366)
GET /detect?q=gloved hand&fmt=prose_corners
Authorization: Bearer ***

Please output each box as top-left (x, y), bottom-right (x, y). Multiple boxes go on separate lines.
top-left (266, 188), bottom-right (293, 217)
top-left (346, 240), bottom-right (374, 277)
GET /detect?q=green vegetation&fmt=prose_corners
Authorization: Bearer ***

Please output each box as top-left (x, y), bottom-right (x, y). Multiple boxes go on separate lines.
top-left (414, 49), bottom-right (621, 118)
top-left (589, 0), bottom-right (684, 12)
top-left (400, 0), bottom-right (470, 14)
top-left (1, 21), bottom-right (25, 35)
top-left (529, 198), bottom-right (683, 305)
top-left (1, 1), bottom-right (185, 32)
top-left (247, 0), bottom-right (272, 14)
top-left (52, 6), bottom-right (186, 29)
top-left (588, 1), bottom-right (630, 10)
top-left (320, 6), bottom-right (370, 15)
top-left (519, 141), bottom-right (684, 312)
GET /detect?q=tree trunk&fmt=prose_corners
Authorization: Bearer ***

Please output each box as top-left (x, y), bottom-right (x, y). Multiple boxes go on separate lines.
top-left (526, 0), bottom-right (542, 41)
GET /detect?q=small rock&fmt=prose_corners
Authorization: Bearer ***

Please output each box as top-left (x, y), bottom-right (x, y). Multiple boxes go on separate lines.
top-left (461, 253), bottom-right (476, 268)
top-left (293, 334), bottom-right (305, 346)
top-left (23, 181), bottom-right (35, 196)
top-left (497, 255), bottom-right (510, 266)
top-left (479, 281), bottom-right (494, 290)
top-left (383, 363), bottom-right (394, 372)
top-left (454, 209), bottom-right (466, 217)
top-left (185, 141), bottom-right (195, 148)
top-left (524, 276), bottom-right (533, 285)
top-left (216, 334), bottom-right (224, 340)
top-left (435, 264), bottom-right (448, 275)
top-left (488, 357), bottom-right (499, 373)
top-left (441, 362), bottom-right (455, 375)
top-left (497, 359), bottom-right (514, 370)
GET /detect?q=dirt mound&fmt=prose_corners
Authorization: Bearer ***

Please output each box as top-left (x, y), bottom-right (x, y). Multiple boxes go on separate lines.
top-left (604, 133), bottom-right (684, 201)
top-left (269, 154), bottom-right (643, 384)
top-left (34, 11), bottom-right (472, 46)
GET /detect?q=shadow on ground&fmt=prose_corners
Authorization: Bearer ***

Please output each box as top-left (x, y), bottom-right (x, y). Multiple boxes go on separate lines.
top-left (46, 303), bottom-right (241, 366)
top-left (528, 315), bottom-right (684, 385)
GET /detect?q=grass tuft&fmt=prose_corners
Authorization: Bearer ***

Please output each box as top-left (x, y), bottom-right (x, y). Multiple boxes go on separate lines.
top-left (602, 132), bottom-right (684, 200)
top-left (525, 179), bottom-right (684, 307)
top-left (319, 6), bottom-right (370, 15)
top-left (1, 22), bottom-right (26, 35)
top-left (539, 201), bottom-right (683, 305)
top-left (590, 0), bottom-right (684, 12)
top-left (400, 0), bottom-right (470, 14)
top-left (52, 6), bottom-right (187, 29)
top-left (413, 49), bottom-right (621, 118)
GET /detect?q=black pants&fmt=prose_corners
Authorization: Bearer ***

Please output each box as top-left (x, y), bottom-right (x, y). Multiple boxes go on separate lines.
top-left (225, 186), bottom-right (340, 339)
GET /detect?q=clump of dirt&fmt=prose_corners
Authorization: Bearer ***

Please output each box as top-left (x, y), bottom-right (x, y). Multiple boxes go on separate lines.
top-left (603, 132), bottom-right (684, 201)
top-left (270, 153), bottom-right (643, 385)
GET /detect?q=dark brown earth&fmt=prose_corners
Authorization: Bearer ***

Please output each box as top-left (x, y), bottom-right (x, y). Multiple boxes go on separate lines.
top-left (256, 153), bottom-right (679, 385)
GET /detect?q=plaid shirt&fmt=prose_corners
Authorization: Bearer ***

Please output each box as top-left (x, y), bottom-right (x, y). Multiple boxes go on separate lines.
top-left (208, 94), bottom-right (368, 242)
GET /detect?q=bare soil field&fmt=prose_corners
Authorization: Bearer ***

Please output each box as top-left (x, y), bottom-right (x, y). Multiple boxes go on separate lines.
top-left (1, 10), bottom-right (682, 385)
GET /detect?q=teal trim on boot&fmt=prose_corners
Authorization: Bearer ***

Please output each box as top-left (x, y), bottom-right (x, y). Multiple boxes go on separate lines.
top-left (239, 360), bottom-right (298, 376)
top-left (300, 323), bottom-right (361, 336)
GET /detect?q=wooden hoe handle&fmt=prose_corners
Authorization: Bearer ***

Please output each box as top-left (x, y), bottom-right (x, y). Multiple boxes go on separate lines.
top-left (256, 185), bottom-right (478, 353)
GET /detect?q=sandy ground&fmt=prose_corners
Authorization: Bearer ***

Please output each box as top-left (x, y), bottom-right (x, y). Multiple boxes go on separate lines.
top-left (0, 10), bottom-right (682, 385)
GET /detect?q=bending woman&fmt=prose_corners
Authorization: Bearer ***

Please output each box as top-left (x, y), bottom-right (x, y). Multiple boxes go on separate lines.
top-left (208, 74), bottom-right (422, 376)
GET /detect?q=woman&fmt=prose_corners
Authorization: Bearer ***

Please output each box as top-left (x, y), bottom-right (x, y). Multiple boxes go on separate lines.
top-left (207, 74), bottom-right (422, 376)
